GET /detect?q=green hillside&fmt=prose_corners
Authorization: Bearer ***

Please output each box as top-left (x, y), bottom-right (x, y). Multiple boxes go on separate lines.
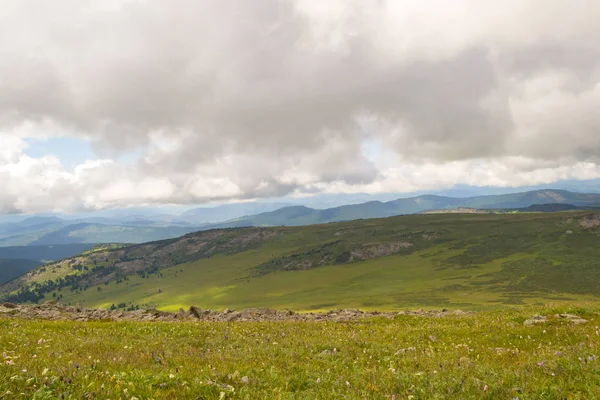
top-left (212, 189), bottom-right (600, 228)
top-left (2, 211), bottom-right (600, 311)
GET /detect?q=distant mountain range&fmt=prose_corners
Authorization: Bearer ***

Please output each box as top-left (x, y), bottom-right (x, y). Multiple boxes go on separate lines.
top-left (207, 189), bottom-right (600, 228)
top-left (0, 189), bottom-right (600, 248)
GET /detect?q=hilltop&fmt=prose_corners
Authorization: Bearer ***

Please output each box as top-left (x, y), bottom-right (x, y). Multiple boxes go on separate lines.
top-left (3, 210), bottom-right (600, 311)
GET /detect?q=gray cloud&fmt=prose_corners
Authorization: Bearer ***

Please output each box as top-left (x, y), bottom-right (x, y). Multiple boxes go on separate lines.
top-left (0, 0), bottom-right (600, 212)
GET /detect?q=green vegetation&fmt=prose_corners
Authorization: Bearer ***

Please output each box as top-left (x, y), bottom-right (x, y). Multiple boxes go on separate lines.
top-left (1, 307), bottom-right (600, 399)
top-left (2, 211), bottom-right (600, 311)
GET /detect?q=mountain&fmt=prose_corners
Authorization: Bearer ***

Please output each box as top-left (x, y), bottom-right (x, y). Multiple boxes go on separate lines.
top-left (210, 189), bottom-right (600, 228)
top-left (0, 244), bottom-right (99, 285)
top-left (25, 223), bottom-right (199, 246)
top-left (0, 244), bottom-right (97, 261)
top-left (3, 210), bottom-right (600, 310)
top-left (0, 259), bottom-right (43, 285)
top-left (180, 202), bottom-right (293, 224)
top-left (1, 189), bottom-right (599, 247)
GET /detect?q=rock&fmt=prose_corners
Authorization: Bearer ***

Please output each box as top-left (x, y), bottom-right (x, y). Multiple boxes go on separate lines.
top-left (524, 315), bottom-right (547, 326)
top-left (319, 349), bottom-right (334, 356)
top-left (188, 306), bottom-right (203, 318)
top-left (394, 347), bottom-right (416, 355)
top-left (556, 313), bottom-right (588, 325)
top-left (0, 303), bottom-right (465, 323)
top-left (0, 305), bottom-right (20, 315)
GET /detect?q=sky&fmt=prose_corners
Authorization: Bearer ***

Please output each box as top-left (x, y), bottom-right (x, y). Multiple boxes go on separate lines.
top-left (1, 0), bottom-right (600, 213)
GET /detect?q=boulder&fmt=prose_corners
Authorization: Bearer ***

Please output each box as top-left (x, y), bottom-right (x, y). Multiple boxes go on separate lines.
top-left (556, 313), bottom-right (588, 325)
top-left (524, 315), bottom-right (547, 326)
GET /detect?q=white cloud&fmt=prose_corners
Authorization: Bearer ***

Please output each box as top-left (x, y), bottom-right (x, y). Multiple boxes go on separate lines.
top-left (0, 0), bottom-right (599, 212)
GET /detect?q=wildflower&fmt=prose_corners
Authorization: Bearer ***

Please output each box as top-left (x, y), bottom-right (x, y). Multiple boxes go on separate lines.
top-left (537, 361), bottom-right (544, 367)
top-left (241, 376), bottom-right (249, 384)
top-left (346, 381), bottom-right (351, 387)
top-left (37, 339), bottom-right (43, 345)
top-left (483, 385), bottom-right (488, 392)
top-left (316, 378), bottom-right (321, 384)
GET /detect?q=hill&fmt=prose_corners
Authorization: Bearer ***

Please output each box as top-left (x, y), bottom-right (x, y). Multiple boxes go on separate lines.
top-left (0, 259), bottom-right (43, 285)
top-left (211, 189), bottom-right (600, 228)
top-left (0, 244), bottom-right (100, 285)
top-left (3, 210), bottom-right (600, 311)
top-left (0, 221), bottom-right (199, 247)
top-left (0, 243), bottom-right (97, 261)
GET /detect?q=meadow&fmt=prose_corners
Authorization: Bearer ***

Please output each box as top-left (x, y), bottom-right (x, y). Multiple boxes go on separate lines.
top-left (1, 306), bottom-right (600, 399)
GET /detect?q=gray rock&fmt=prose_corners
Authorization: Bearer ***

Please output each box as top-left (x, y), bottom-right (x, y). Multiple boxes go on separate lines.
top-left (557, 313), bottom-right (588, 325)
top-left (524, 315), bottom-right (547, 326)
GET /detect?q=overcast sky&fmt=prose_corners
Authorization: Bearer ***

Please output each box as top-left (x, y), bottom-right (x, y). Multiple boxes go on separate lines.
top-left (1, 0), bottom-right (599, 213)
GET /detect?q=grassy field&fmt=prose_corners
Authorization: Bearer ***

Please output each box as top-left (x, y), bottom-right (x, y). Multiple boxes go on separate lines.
top-left (1, 306), bottom-right (600, 399)
top-left (4, 211), bottom-right (600, 312)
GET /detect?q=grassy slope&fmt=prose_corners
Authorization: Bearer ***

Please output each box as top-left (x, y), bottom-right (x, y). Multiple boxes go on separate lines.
top-left (1, 307), bottom-right (600, 399)
top-left (14, 211), bottom-right (598, 312)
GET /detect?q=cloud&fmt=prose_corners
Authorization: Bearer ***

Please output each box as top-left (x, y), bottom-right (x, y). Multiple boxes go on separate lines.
top-left (0, 0), bottom-right (599, 212)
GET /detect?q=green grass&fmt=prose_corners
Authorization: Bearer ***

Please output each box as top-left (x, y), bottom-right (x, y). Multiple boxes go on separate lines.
top-left (5, 211), bottom-right (600, 311)
top-left (2, 306), bottom-right (600, 399)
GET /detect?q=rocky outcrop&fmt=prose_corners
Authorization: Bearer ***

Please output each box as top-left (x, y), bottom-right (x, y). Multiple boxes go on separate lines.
top-left (579, 213), bottom-right (600, 229)
top-left (0, 301), bottom-right (467, 323)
